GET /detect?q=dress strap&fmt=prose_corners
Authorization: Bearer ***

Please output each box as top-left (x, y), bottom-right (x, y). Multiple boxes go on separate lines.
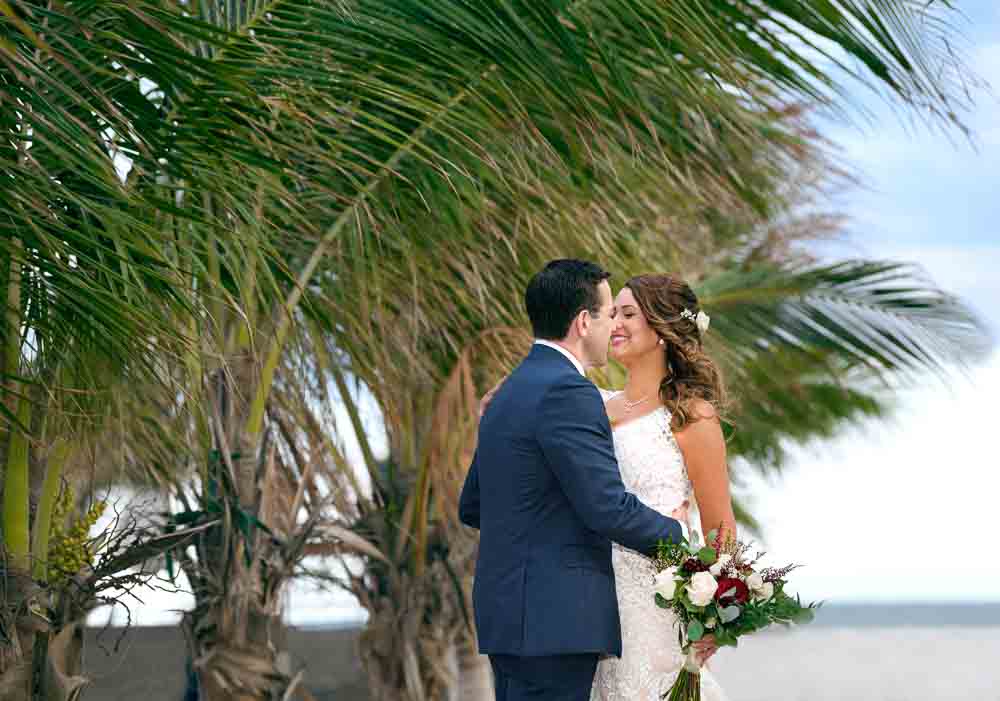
top-left (597, 388), bottom-right (620, 402)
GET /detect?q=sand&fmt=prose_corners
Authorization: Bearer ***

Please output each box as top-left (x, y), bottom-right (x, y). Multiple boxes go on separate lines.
top-left (78, 623), bottom-right (1000, 701)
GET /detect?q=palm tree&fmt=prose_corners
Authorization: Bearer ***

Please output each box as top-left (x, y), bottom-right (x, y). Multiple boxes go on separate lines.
top-left (3, 0), bottom-right (985, 699)
top-left (284, 107), bottom-right (988, 701)
top-left (0, 1), bottom-right (292, 697)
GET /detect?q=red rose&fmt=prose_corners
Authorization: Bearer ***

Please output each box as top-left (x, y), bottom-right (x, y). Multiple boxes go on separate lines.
top-left (715, 577), bottom-right (750, 605)
top-left (681, 558), bottom-right (709, 574)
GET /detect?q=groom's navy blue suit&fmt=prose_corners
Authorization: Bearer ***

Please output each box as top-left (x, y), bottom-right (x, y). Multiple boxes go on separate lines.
top-left (459, 344), bottom-right (683, 700)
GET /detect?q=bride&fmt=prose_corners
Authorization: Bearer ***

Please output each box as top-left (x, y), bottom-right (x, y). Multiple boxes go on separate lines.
top-left (479, 273), bottom-right (736, 701)
top-left (591, 274), bottom-right (733, 701)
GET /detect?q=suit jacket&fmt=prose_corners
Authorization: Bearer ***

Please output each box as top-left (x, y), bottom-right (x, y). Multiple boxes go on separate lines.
top-left (459, 344), bottom-right (683, 657)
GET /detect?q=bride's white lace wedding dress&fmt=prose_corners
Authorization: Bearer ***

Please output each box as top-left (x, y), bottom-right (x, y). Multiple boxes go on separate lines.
top-left (591, 390), bottom-right (729, 701)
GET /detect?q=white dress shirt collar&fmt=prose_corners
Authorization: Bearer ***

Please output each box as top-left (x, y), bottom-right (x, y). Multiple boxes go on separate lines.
top-left (533, 339), bottom-right (585, 376)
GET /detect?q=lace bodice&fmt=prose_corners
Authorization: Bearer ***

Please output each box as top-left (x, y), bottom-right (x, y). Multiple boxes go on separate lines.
top-left (591, 390), bottom-right (728, 701)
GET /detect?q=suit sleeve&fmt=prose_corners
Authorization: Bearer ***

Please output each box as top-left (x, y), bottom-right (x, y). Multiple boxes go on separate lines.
top-left (458, 448), bottom-right (481, 529)
top-left (537, 376), bottom-right (683, 555)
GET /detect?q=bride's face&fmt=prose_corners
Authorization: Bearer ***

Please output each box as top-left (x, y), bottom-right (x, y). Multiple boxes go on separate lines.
top-left (610, 287), bottom-right (661, 365)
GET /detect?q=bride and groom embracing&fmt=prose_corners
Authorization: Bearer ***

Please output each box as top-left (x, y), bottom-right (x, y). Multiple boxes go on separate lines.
top-left (459, 259), bottom-right (735, 701)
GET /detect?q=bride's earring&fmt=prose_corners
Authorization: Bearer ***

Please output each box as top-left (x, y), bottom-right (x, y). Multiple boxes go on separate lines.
top-left (658, 338), bottom-right (664, 345)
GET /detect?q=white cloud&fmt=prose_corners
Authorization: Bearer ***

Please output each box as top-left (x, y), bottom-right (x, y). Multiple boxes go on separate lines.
top-left (741, 351), bottom-right (1000, 602)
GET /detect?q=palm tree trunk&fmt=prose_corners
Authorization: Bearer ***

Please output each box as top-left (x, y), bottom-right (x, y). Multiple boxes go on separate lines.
top-left (0, 569), bottom-right (37, 701)
top-left (181, 365), bottom-right (298, 701)
top-left (355, 553), bottom-right (471, 701)
top-left (185, 608), bottom-right (291, 701)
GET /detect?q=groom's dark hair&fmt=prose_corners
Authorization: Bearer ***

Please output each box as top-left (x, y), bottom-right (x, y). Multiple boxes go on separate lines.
top-left (525, 259), bottom-right (611, 340)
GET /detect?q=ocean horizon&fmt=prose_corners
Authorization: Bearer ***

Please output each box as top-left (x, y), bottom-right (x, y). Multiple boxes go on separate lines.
top-left (288, 602), bottom-right (1000, 631)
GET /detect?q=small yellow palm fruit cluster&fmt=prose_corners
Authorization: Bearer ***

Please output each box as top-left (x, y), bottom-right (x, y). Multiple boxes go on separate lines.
top-left (47, 484), bottom-right (107, 586)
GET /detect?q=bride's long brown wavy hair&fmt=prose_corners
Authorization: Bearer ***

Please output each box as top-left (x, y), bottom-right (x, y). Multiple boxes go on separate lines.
top-left (624, 274), bottom-right (730, 431)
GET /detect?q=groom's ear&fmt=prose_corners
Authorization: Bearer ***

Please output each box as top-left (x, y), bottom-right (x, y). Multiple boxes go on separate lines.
top-left (575, 308), bottom-right (591, 338)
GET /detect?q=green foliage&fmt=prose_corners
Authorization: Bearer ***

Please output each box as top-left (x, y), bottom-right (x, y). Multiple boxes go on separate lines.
top-left (698, 547), bottom-right (719, 565)
top-left (687, 619), bottom-right (705, 642)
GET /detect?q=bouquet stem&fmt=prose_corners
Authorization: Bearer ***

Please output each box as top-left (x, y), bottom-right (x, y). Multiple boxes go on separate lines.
top-left (663, 652), bottom-right (702, 701)
top-left (663, 669), bottom-right (701, 701)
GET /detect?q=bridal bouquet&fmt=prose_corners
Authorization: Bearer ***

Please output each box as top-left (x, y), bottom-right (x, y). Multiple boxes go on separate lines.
top-left (653, 530), bottom-right (818, 701)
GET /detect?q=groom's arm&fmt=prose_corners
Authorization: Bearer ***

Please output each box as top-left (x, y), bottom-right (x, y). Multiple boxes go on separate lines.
top-left (458, 448), bottom-right (481, 529)
top-left (537, 375), bottom-right (683, 555)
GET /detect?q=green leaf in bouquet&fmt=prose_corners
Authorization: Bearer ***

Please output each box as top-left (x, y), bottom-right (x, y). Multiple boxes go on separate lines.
top-left (655, 593), bottom-right (671, 610)
top-left (714, 627), bottom-right (739, 647)
top-left (706, 529), bottom-right (719, 545)
top-left (687, 620), bottom-right (705, 642)
top-left (792, 607), bottom-right (816, 624)
top-left (720, 605), bottom-right (741, 624)
top-left (698, 546), bottom-right (718, 565)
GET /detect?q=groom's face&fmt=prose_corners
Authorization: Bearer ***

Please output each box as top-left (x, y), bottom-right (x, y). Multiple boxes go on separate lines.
top-left (581, 280), bottom-right (615, 368)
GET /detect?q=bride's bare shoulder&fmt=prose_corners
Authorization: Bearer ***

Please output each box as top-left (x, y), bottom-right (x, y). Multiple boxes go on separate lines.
top-left (683, 398), bottom-right (718, 424)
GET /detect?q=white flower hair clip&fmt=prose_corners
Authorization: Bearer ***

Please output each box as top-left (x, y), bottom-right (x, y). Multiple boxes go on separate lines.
top-left (679, 308), bottom-right (711, 334)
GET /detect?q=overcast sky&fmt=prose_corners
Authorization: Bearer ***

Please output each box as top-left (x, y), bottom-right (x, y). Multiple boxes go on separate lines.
top-left (743, 0), bottom-right (1000, 603)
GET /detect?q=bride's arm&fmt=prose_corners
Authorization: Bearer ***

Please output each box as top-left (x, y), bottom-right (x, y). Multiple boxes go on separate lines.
top-left (674, 400), bottom-right (736, 667)
top-left (673, 400), bottom-right (737, 546)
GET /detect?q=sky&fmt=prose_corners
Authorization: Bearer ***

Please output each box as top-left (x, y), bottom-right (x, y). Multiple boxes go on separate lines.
top-left (89, 3), bottom-right (1000, 628)
top-left (742, 0), bottom-right (1000, 603)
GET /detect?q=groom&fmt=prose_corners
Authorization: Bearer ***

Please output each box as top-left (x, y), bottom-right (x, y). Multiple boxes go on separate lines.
top-left (459, 259), bottom-right (684, 700)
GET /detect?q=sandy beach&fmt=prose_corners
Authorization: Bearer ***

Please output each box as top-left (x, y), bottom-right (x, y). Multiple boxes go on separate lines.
top-left (709, 626), bottom-right (1000, 701)
top-left (80, 606), bottom-right (1000, 701)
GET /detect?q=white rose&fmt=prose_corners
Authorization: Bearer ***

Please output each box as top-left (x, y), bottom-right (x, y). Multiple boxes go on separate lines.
top-left (654, 567), bottom-right (679, 600)
top-left (696, 311), bottom-right (711, 334)
top-left (754, 581), bottom-right (775, 601)
top-left (709, 553), bottom-right (732, 577)
top-left (686, 571), bottom-right (718, 607)
top-left (746, 572), bottom-right (764, 591)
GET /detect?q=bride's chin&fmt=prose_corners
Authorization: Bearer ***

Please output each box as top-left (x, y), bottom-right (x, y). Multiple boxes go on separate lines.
top-left (609, 347), bottom-right (629, 364)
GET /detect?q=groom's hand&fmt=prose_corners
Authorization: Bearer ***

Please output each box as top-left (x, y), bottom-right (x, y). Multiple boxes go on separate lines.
top-left (478, 378), bottom-right (505, 419)
top-left (670, 500), bottom-right (690, 523)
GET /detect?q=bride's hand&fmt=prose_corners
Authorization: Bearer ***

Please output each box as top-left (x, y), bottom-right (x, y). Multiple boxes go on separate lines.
top-left (690, 635), bottom-right (719, 667)
top-left (479, 378), bottom-right (505, 419)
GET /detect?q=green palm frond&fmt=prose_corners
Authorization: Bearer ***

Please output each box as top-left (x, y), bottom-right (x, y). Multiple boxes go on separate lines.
top-left (0, 0), bottom-right (274, 405)
top-left (699, 259), bottom-right (991, 381)
top-left (722, 347), bottom-right (888, 472)
top-left (695, 259), bottom-right (990, 476)
top-left (2, 0), bottom-right (980, 417)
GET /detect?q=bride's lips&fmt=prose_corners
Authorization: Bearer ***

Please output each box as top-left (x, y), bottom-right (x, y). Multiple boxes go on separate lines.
top-left (610, 335), bottom-right (628, 347)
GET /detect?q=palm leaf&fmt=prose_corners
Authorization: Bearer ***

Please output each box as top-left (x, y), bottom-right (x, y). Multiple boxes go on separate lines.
top-left (694, 259), bottom-right (990, 477)
top-left (699, 259), bottom-right (991, 381)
